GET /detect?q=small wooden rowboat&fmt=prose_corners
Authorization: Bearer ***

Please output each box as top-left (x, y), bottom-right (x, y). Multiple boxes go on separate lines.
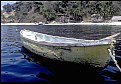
top-left (20, 29), bottom-right (120, 69)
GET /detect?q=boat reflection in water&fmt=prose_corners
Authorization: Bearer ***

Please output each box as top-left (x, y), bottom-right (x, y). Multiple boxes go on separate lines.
top-left (21, 46), bottom-right (107, 83)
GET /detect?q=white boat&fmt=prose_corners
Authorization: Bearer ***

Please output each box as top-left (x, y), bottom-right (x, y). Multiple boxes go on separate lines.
top-left (20, 29), bottom-right (120, 69)
top-left (38, 22), bottom-right (44, 25)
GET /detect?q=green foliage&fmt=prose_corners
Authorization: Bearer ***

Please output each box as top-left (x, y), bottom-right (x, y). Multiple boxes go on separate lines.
top-left (3, 3), bottom-right (12, 12)
top-left (2, 1), bottom-right (121, 22)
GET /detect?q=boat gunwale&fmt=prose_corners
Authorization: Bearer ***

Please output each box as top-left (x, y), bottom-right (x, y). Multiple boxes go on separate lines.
top-left (20, 29), bottom-right (113, 47)
top-left (20, 29), bottom-right (99, 41)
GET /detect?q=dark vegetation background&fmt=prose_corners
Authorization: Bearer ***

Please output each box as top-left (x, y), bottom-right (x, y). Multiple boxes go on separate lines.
top-left (1, 1), bottom-right (121, 23)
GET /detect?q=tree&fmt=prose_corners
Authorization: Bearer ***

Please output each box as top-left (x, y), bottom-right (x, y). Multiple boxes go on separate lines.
top-left (3, 3), bottom-right (12, 12)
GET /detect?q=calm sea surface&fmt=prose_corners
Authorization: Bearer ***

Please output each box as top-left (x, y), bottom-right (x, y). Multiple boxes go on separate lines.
top-left (1, 25), bottom-right (121, 83)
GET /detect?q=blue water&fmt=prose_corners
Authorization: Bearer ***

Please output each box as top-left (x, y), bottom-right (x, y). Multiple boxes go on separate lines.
top-left (1, 25), bottom-right (121, 83)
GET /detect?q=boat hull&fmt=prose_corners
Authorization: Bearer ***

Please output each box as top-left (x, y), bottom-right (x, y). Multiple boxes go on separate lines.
top-left (20, 35), bottom-right (111, 68)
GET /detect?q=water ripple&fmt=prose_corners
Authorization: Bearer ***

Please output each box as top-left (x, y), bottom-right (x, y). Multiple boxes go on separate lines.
top-left (1, 25), bottom-right (121, 83)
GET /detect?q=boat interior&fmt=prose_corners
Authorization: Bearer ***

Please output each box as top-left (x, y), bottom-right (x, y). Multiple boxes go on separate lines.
top-left (21, 29), bottom-right (118, 45)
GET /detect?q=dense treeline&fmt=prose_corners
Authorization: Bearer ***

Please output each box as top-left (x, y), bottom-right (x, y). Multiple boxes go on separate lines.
top-left (1, 1), bottom-right (121, 23)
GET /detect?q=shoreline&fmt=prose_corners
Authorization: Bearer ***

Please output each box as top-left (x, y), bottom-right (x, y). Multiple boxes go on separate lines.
top-left (45, 22), bottom-right (121, 25)
top-left (1, 23), bottom-right (38, 25)
top-left (1, 22), bottom-right (121, 25)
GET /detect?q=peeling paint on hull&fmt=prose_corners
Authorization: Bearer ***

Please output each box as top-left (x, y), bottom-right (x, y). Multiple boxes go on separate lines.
top-left (20, 35), bottom-right (111, 68)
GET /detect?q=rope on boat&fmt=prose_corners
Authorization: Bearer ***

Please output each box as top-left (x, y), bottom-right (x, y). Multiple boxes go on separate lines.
top-left (108, 49), bottom-right (121, 72)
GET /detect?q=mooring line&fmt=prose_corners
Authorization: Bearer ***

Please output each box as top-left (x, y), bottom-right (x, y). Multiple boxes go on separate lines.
top-left (108, 49), bottom-right (121, 72)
